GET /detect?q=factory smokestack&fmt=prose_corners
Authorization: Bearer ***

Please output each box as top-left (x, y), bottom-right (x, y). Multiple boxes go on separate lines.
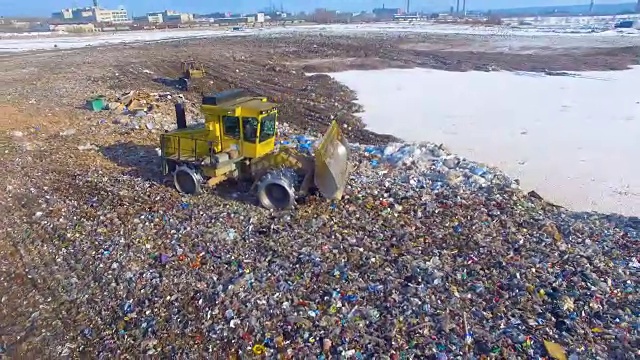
top-left (462, 0), bottom-right (467, 15)
top-left (456, 0), bottom-right (460, 14)
top-left (406, 0), bottom-right (410, 14)
top-left (92, 0), bottom-right (98, 7)
top-left (636, 0), bottom-right (640, 13)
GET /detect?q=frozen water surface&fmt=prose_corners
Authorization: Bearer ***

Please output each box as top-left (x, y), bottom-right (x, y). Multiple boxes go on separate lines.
top-left (330, 67), bottom-right (640, 216)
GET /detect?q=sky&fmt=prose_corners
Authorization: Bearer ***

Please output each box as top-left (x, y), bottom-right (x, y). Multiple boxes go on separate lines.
top-left (0, 0), bottom-right (633, 17)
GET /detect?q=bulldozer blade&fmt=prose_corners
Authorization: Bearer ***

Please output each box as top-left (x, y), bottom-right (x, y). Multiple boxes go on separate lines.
top-left (314, 120), bottom-right (350, 200)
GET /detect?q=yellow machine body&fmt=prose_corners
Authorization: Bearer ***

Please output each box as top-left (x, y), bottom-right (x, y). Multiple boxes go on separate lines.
top-left (159, 88), bottom-right (350, 209)
top-left (161, 89), bottom-right (277, 177)
top-left (181, 60), bottom-right (205, 79)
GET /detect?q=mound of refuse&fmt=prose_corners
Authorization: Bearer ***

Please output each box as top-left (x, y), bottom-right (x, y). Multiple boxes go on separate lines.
top-left (3, 126), bottom-right (638, 359)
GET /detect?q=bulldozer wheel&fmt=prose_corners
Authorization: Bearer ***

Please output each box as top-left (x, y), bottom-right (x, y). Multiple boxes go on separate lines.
top-left (256, 169), bottom-right (298, 210)
top-left (263, 183), bottom-right (291, 209)
top-left (174, 165), bottom-right (203, 195)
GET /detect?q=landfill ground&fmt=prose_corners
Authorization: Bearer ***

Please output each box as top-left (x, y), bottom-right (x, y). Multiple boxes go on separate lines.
top-left (0, 31), bottom-right (639, 358)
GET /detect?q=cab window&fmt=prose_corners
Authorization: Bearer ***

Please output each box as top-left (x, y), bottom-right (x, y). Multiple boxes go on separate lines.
top-left (222, 116), bottom-right (240, 139)
top-left (259, 113), bottom-right (276, 143)
top-left (243, 117), bottom-right (258, 143)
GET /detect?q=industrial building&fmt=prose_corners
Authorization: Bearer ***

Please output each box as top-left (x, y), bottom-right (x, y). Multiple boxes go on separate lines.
top-left (52, 0), bottom-right (129, 24)
top-left (144, 10), bottom-right (194, 24)
top-left (373, 7), bottom-right (401, 20)
top-left (213, 16), bottom-right (257, 26)
top-left (146, 13), bottom-right (163, 24)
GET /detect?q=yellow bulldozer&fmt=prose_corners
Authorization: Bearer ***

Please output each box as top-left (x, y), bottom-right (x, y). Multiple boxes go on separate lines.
top-left (179, 60), bottom-right (206, 93)
top-left (181, 60), bottom-right (205, 79)
top-left (160, 89), bottom-right (350, 210)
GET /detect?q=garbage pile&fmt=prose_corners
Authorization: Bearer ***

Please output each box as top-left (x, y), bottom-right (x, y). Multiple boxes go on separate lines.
top-left (4, 124), bottom-right (639, 359)
top-left (88, 90), bottom-right (201, 132)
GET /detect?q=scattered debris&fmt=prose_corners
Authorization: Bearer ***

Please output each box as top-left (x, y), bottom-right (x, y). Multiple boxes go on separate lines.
top-left (77, 142), bottom-right (98, 151)
top-left (60, 129), bottom-right (76, 136)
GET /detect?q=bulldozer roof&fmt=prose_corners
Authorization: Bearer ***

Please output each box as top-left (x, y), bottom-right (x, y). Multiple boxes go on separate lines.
top-left (203, 89), bottom-right (277, 112)
top-left (233, 97), bottom-right (277, 111)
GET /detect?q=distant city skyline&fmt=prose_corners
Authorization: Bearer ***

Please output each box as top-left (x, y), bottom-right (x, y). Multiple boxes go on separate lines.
top-left (0, 0), bottom-right (635, 17)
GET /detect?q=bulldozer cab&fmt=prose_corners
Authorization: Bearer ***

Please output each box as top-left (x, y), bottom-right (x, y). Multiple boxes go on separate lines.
top-left (181, 60), bottom-right (205, 79)
top-left (201, 89), bottom-right (278, 159)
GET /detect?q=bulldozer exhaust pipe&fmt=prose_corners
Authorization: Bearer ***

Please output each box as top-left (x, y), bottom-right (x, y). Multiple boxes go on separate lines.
top-left (175, 102), bottom-right (187, 129)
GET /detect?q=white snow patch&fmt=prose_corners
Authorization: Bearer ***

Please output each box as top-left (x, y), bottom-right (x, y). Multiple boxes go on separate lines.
top-left (0, 28), bottom-right (261, 52)
top-left (328, 67), bottom-right (640, 216)
top-left (297, 23), bottom-right (640, 37)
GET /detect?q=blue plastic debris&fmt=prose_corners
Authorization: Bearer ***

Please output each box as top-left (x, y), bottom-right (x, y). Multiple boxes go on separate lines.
top-left (122, 301), bottom-right (134, 315)
top-left (471, 167), bottom-right (487, 176)
top-left (343, 294), bottom-right (358, 303)
top-left (225, 309), bottom-right (234, 320)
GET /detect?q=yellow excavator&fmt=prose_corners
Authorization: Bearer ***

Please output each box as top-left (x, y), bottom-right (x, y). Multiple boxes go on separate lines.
top-left (160, 89), bottom-right (350, 210)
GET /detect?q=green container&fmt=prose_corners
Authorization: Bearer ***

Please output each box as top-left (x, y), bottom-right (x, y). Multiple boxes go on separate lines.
top-left (87, 96), bottom-right (106, 112)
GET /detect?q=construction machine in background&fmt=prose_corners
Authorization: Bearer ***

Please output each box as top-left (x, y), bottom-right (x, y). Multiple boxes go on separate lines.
top-left (178, 60), bottom-right (206, 93)
top-left (181, 60), bottom-right (205, 79)
top-left (160, 89), bottom-right (350, 210)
